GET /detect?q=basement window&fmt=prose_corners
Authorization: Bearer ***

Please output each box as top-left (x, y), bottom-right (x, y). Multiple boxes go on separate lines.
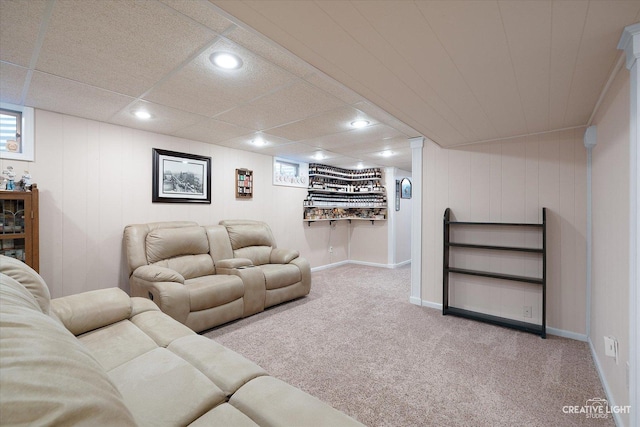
top-left (0, 103), bottom-right (34, 161)
top-left (0, 109), bottom-right (21, 154)
top-left (273, 157), bottom-right (309, 188)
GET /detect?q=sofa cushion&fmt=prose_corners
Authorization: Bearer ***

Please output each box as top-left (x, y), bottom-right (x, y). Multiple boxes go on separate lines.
top-left (234, 246), bottom-right (272, 266)
top-left (78, 320), bottom-right (159, 371)
top-left (168, 335), bottom-right (267, 396)
top-left (230, 376), bottom-right (365, 427)
top-left (223, 221), bottom-right (275, 250)
top-left (130, 309), bottom-right (195, 347)
top-left (108, 347), bottom-right (226, 427)
top-left (153, 254), bottom-right (215, 280)
top-left (260, 264), bottom-right (302, 290)
top-left (0, 275), bottom-right (137, 427)
top-left (189, 403), bottom-right (259, 427)
top-left (185, 274), bottom-right (244, 311)
top-left (146, 226), bottom-right (209, 263)
top-left (0, 255), bottom-right (50, 314)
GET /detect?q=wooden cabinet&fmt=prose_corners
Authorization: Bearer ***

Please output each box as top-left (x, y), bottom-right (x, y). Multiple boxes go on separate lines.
top-left (0, 184), bottom-right (39, 272)
top-left (303, 163), bottom-right (387, 224)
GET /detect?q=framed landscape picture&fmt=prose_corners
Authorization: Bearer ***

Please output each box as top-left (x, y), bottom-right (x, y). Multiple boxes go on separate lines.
top-left (152, 148), bottom-right (211, 204)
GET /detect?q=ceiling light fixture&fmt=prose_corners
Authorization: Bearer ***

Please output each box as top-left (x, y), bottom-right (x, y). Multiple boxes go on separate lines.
top-left (210, 52), bottom-right (243, 70)
top-left (313, 152), bottom-right (326, 160)
top-left (252, 136), bottom-right (267, 146)
top-left (350, 120), bottom-right (370, 129)
top-left (380, 150), bottom-right (394, 157)
top-left (133, 110), bottom-right (152, 120)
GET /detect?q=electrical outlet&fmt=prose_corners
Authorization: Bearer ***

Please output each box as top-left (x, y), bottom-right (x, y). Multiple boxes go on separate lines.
top-left (329, 246), bottom-right (333, 253)
top-left (523, 306), bottom-right (532, 318)
top-left (604, 336), bottom-right (618, 363)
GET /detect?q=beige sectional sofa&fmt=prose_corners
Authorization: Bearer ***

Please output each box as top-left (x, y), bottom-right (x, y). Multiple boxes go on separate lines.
top-left (0, 256), bottom-right (363, 426)
top-left (124, 220), bottom-right (310, 332)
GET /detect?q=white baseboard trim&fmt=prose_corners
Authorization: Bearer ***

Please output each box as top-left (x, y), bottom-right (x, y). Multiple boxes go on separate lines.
top-left (310, 260), bottom-right (350, 272)
top-left (588, 337), bottom-right (624, 427)
top-left (409, 296), bottom-right (423, 306)
top-left (415, 299), bottom-right (588, 342)
top-left (546, 327), bottom-right (588, 342)
top-left (312, 259), bottom-right (411, 273)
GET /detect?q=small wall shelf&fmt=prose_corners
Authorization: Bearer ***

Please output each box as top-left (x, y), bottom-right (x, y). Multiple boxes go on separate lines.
top-left (303, 163), bottom-right (387, 223)
top-left (442, 207), bottom-right (547, 338)
top-left (235, 169), bottom-right (253, 199)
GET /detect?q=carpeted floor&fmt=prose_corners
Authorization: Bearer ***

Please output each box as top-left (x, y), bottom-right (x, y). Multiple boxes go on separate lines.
top-left (204, 264), bottom-right (613, 427)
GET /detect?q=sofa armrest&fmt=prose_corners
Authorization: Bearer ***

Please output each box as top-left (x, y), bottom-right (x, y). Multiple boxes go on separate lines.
top-left (132, 265), bottom-right (184, 284)
top-left (129, 276), bottom-right (190, 324)
top-left (50, 288), bottom-right (132, 336)
top-left (216, 258), bottom-right (253, 269)
top-left (270, 248), bottom-right (299, 264)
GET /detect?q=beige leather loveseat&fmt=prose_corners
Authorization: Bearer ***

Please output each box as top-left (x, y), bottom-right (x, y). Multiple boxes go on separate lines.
top-left (124, 220), bottom-right (310, 332)
top-left (0, 256), bottom-right (363, 426)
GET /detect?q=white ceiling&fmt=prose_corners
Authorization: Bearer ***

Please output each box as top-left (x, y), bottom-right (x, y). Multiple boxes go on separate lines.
top-left (2, 1), bottom-right (639, 173)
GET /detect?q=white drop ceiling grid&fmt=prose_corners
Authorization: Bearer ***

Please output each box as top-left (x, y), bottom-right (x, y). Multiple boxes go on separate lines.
top-left (2, 1), bottom-right (640, 173)
top-left (0, 0), bottom-right (417, 171)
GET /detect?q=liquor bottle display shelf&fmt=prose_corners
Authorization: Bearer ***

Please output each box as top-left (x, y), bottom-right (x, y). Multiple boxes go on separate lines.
top-left (303, 163), bottom-right (387, 224)
top-left (305, 218), bottom-right (382, 226)
top-left (442, 207), bottom-right (547, 338)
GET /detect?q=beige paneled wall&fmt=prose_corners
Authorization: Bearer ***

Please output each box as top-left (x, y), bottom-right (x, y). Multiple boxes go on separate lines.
top-left (423, 128), bottom-right (587, 335)
top-left (3, 110), bottom-right (352, 298)
top-left (590, 66), bottom-right (630, 423)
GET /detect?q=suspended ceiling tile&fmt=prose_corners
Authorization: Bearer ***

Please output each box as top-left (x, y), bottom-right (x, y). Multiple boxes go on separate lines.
top-left (171, 117), bottom-right (254, 144)
top-left (159, 0), bottom-right (234, 33)
top-left (244, 142), bottom-right (326, 161)
top-left (352, 101), bottom-right (417, 137)
top-left (499, 0), bottom-right (552, 134)
top-left (563, 0), bottom-right (640, 127)
top-left (36, 0), bottom-right (216, 97)
top-left (329, 136), bottom-right (410, 156)
top-left (213, 79), bottom-right (344, 130)
top-left (225, 25), bottom-right (312, 78)
top-left (303, 73), bottom-right (363, 105)
top-left (110, 100), bottom-right (206, 134)
top-left (0, 0), bottom-right (47, 67)
top-left (144, 38), bottom-right (297, 117)
top-left (548, 1), bottom-right (589, 131)
top-left (301, 123), bottom-right (404, 151)
top-left (25, 72), bottom-right (135, 122)
top-left (0, 63), bottom-right (29, 105)
top-left (266, 106), bottom-right (376, 141)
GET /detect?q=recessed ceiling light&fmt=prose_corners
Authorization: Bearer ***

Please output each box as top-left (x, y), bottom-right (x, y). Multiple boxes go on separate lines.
top-left (379, 150), bottom-right (394, 157)
top-left (133, 110), bottom-right (152, 120)
top-left (252, 136), bottom-right (267, 146)
top-left (210, 52), bottom-right (243, 70)
top-left (356, 162), bottom-right (364, 169)
top-left (313, 152), bottom-right (326, 160)
top-left (350, 120), bottom-right (370, 129)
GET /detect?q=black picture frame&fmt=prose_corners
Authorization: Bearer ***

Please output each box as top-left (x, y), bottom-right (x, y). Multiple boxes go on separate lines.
top-left (400, 177), bottom-right (412, 199)
top-left (152, 148), bottom-right (211, 204)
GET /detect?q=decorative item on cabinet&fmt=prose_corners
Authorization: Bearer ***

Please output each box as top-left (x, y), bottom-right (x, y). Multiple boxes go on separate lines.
top-left (303, 163), bottom-right (387, 225)
top-left (0, 184), bottom-right (39, 271)
top-left (236, 169), bottom-right (253, 199)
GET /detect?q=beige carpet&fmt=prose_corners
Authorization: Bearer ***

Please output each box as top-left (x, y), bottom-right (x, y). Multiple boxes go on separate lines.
top-left (204, 264), bottom-right (613, 427)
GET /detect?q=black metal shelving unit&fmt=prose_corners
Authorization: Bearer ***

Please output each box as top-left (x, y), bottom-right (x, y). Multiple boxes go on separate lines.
top-left (442, 207), bottom-right (547, 338)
